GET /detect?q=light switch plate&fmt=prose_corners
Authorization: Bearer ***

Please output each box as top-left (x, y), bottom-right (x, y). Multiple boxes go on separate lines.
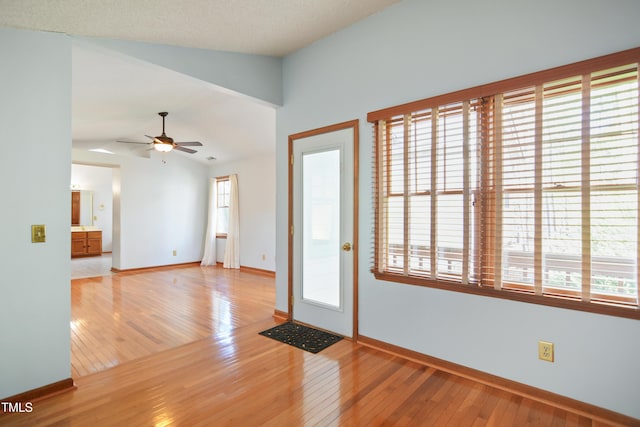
top-left (31, 224), bottom-right (46, 243)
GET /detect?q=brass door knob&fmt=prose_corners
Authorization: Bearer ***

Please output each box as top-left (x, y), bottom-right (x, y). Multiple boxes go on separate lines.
top-left (342, 242), bottom-right (352, 251)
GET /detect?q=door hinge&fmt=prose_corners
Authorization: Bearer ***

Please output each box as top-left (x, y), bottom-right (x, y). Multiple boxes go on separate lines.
top-left (290, 154), bottom-right (294, 165)
top-left (290, 225), bottom-right (294, 235)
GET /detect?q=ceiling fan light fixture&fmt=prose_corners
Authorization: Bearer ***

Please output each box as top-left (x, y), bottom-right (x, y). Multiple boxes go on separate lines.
top-left (154, 142), bottom-right (173, 152)
top-left (117, 112), bottom-right (202, 155)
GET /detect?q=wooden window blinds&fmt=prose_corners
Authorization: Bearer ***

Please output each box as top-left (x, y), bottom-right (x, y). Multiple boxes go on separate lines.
top-left (369, 48), bottom-right (640, 318)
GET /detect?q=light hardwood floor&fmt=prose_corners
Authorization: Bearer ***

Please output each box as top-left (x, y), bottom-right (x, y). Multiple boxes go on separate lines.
top-left (0, 265), bottom-right (633, 426)
top-left (70, 264), bottom-right (274, 378)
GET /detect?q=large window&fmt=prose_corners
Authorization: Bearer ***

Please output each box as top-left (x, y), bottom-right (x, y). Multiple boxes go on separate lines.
top-left (370, 48), bottom-right (639, 317)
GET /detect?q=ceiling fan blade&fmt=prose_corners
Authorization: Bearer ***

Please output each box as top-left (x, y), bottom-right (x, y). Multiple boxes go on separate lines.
top-left (174, 146), bottom-right (197, 154)
top-left (144, 134), bottom-right (164, 144)
top-left (175, 141), bottom-right (203, 147)
top-left (116, 140), bottom-right (150, 145)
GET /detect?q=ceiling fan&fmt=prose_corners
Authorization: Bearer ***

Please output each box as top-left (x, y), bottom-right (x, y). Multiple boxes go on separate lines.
top-left (117, 112), bottom-right (203, 154)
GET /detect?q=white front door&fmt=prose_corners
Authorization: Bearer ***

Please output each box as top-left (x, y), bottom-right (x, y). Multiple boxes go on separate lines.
top-left (290, 123), bottom-right (356, 338)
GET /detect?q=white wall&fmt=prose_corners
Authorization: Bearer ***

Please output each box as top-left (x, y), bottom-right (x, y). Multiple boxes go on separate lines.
top-left (276, 0), bottom-right (640, 418)
top-left (211, 153), bottom-right (276, 271)
top-left (73, 149), bottom-right (209, 270)
top-left (0, 28), bottom-right (72, 398)
top-left (71, 163), bottom-right (114, 252)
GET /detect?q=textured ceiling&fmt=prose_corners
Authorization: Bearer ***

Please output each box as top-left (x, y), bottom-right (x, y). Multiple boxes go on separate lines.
top-left (0, 0), bottom-right (400, 164)
top-left (0, 0), bottom-right (400, 56)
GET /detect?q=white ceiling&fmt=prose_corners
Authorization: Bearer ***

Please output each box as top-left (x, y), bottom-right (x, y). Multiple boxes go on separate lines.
top-left (0, 0), bottom-right (400, 165)
top-left (71, 42), bottom-right (277, 164)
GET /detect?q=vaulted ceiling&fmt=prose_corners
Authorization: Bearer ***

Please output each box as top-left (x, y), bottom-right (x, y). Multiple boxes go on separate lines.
top-left (0, 0), bottom-right (400, 164)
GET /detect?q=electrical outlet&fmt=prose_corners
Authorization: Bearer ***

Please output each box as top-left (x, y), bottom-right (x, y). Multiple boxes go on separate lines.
top-left (261, 254), bottom-right (266, 261)
top-left (172, 250), bottom-right (177, 256)
top-left (538, 340), bottom-right (554, 362)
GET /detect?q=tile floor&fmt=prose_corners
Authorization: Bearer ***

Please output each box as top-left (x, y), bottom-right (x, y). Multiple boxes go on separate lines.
top-left (71, 253), bottom-right (112, 279)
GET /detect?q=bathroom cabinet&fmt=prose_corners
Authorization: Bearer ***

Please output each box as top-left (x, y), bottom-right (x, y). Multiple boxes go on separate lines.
top-left (71, 230), bottom-right (102, 257)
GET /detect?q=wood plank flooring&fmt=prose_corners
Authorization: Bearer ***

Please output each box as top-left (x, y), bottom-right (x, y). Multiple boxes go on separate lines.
top-left (70, 264), bottom-right (274, 378)
top-left (0, 265), bottom-right (631, 426)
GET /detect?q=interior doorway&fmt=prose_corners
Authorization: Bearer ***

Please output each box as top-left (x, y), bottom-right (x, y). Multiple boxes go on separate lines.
top-left (70, 163), bottom-right (120, 278)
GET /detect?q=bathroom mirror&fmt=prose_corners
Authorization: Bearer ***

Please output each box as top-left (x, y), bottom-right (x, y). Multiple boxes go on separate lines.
top-left (71, 190), bottom-right (93, 226)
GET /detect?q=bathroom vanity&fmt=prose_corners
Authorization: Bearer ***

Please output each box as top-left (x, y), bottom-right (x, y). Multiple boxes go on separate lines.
top-left (71, 228), bottom-right (102, 258)
top-left (71, 189), bottom-right (103, 257)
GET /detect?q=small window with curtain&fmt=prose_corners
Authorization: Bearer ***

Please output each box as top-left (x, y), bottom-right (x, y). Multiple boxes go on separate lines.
top-left (369, 48), bottom-right (640, 318)
top-left (216, 176), bottom-right (230, 237)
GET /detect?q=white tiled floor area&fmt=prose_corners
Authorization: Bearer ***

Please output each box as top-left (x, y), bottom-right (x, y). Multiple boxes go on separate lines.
top-left (71, 253), bottom-right (112, 279)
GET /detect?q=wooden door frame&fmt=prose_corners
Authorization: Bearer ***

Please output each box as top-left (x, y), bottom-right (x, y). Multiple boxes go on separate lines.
top-left (287, 119), bottom-right (359, 340)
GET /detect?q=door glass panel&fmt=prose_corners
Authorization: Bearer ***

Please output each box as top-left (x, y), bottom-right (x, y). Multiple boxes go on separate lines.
top-left (302, 149), bottom-right (341, 308)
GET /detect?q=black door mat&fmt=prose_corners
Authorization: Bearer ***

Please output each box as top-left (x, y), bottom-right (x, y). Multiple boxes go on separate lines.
top-left (259, 322), bottom-right (343, 354)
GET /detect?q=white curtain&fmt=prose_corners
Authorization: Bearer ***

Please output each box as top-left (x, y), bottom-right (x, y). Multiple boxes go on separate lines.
top-left (223, 174), bottom-right (240, 269)
top-left (201, 178), bottom-right (218, 266)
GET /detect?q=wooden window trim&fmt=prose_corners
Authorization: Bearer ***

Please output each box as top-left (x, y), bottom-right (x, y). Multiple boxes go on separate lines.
top-left (370, 47), bottom-right (640, 319)
top-left (373, 271), bottom-right (639, 320)
top-left (367, 47), bottom-right (640, 122)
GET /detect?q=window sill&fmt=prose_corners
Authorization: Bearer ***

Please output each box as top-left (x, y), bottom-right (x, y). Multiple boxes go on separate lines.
top-left (372, 271), bottom-right (640, 320)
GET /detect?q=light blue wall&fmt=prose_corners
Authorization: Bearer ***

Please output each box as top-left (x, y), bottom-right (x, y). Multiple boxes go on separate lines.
top-left (0, 27), bottom-right (72, 398)
top-left (2, 0), bottom-right (639, 417)
top-left (0, 24), bottom-right (278, 399)
top-left (276, 0), bottom-right (640, 418)
top-left (77, 36), bottom-right (282, 106)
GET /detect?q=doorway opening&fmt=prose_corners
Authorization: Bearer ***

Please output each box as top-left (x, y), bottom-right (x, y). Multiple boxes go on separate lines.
top-left (70, 162), bottom-right (121, 279)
